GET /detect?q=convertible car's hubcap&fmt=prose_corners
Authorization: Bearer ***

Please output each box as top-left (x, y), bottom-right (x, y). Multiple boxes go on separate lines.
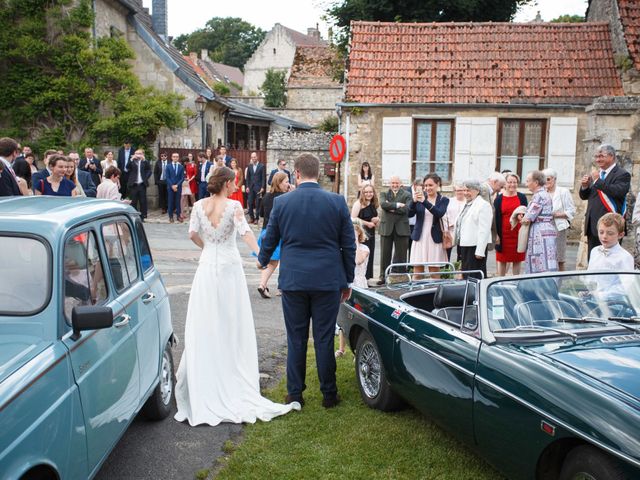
top-left (359, 342), bottom-right (381, 398)
top-left (160, 350), bottom-right (173, 405)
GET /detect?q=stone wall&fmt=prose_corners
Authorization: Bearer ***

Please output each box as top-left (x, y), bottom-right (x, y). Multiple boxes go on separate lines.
top-left (95, 0), bottom-right (129, 37)
top-left (267, 131), bottom-right (335, 190)
top-left (287, 87), bottom-right (342, 110)
top-left (268, 108), bottom-right (336, 127)
top-left (243, 25), bottom-right (297, 95)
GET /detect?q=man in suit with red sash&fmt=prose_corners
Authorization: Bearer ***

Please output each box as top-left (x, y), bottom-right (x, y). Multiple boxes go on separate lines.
top-left (579, 144), bottom-right (630, 259)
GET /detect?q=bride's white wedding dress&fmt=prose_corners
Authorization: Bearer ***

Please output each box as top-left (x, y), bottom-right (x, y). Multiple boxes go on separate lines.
top-left (174, 199), bottom-right (300, 426)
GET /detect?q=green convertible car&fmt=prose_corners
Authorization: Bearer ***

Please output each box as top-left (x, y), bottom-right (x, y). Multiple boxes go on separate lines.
top-left (338, 266), bottom-right (640, 480)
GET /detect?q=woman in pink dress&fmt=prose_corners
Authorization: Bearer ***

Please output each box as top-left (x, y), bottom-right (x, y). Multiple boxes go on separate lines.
top-left (494, 172), bottom-right (528, 276)
top-left (409, 173), bottom-right (449, 276)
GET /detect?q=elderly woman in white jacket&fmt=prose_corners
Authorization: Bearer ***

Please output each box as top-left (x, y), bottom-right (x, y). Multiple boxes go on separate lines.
top-left (454, 179), bottom-right (493, 279)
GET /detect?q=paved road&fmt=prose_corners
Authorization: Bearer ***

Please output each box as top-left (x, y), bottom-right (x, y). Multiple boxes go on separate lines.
top-left (96, 210), bottom-right (580, 479)
top-left (96, 217), bottom-right (288, 479)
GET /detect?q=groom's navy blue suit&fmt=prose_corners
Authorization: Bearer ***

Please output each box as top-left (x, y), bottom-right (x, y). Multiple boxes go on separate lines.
top-left (258, 182), bottom-right (356, 401)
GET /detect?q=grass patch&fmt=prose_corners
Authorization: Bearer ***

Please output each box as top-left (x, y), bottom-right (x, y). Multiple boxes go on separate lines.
top-left (217, 341), bottom-right (501, 480)
top-left (194, 468), bottom-right (210, 480)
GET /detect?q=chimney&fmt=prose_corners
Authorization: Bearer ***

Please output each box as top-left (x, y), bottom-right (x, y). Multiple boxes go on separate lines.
top-left (307, 26), bottom-right (321, 42)
top-left (201, 49), bottom-right (209, 61)
top-left (151, 0), bottom-right (168, 41)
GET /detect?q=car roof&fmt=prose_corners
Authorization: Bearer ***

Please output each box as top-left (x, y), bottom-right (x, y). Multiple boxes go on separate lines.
top-left (0, 197), bottom-right (137, 240)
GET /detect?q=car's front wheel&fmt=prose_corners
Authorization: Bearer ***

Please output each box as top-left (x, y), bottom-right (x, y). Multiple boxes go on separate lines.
top-left (559, 445), bottom-right (627, 480)
top-left (355, 330), bottom-right (403, 411)
top-left (141, 341), bottom-right (175, 420)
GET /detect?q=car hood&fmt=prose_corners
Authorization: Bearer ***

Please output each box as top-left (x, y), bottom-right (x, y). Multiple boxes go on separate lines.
top-left (534, 336), bottom-right (640, 402)
top-left (0, 336), bottom-right (49, 385)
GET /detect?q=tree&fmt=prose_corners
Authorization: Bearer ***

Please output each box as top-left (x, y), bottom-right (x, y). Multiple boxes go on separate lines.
top-left (173, 17), bottom-right (265, 70)
top-left (0, 0), bottom-right (186, 150)
top-left (551, 14), bottom-right (585, 23)
top-left (326, 0), bottom-right (534, 50)
top-left (260, 69), bottom-right (287, 108)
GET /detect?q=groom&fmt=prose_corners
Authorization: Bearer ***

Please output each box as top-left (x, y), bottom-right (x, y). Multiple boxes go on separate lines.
top-left (258, 154), bottom-right (355, 408)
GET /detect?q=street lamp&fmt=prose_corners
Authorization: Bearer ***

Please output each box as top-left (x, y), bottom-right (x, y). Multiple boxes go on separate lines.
top-left (194, 95), bottom-right (206, 149)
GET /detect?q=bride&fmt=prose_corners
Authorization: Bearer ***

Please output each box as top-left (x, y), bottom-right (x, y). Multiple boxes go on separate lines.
top-left (174, 166), bottom-right (300, 426)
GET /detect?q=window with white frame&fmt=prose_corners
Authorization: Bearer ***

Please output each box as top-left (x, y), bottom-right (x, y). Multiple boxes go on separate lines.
top-left (412, 120), bottom-right (454, 182)
top-left (497, 119), bottom-right (546, 182)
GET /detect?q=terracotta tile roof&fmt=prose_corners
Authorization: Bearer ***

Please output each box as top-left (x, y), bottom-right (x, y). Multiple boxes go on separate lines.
top-left (346, 21), bottom-right (624, 105)
top-left (288, 46), bottom-right (342, 88)
top-left (618, 0), bottom-right (640, 70)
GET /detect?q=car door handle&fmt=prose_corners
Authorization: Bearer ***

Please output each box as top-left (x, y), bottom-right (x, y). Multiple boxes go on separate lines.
top-left (113, 314), bottom-right (131, 328)
top-left (398, 321), bottom-right (415, 333)
top-left (142, 292), bottom-right (156, 304)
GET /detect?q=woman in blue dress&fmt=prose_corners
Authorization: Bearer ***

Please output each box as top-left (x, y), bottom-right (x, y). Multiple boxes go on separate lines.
top-left (257, 172), bottom-right (289, 298)
top-left (34, 154), bottom-right (77, 197)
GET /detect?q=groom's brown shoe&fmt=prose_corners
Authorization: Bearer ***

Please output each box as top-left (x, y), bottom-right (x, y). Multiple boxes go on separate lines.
top-left (322, 394), bottom-right (340, 409)
top-left (285, 394), bottom-right (304, 407)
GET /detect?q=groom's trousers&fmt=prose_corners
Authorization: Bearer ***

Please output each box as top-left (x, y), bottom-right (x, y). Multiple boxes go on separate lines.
top-left (281, 290), bottom-right (341, 399)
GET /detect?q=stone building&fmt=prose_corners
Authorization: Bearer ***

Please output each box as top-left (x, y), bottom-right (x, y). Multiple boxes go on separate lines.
top-left (186, 51), bottom-right (244, 95)
top-left (269, 45), bottom-right (343, 127)
top-left (339, 16), bottom-right (640, 212)
top-left (242, 23), bottom-right (326, 95)
top-left (94, 0), bottom-right (309, 151)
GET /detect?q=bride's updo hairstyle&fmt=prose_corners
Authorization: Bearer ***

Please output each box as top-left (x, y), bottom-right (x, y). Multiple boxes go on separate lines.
top-left (207, 166), bottom-right (235, 195)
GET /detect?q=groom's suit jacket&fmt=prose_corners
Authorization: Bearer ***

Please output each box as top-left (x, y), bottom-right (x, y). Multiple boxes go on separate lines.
top-left (258, 182), bottom-right (356, 291)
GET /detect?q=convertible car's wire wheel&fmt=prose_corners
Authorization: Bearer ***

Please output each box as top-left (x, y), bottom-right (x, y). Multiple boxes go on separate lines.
top-left (559, 445), bottom-right (626, 480)
top-left (355, 330), bottom-right (404, 411)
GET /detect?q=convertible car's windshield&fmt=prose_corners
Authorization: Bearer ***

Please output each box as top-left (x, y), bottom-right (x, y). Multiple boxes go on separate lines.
top-left (487, 273), bottom-right (640, 335)
top-left (0, 236), bottom-right (50, 315)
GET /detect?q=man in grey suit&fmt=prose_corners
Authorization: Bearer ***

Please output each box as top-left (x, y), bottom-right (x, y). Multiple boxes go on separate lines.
top-left (377, 175), bottom-right (412, 285)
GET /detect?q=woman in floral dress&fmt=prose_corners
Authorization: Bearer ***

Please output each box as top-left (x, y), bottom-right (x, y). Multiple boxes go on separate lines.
top-left (521, 170), bottom-right (558, 273)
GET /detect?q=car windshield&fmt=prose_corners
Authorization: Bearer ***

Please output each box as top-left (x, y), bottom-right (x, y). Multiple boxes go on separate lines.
top-left (0, 236), bottom-right (50, 315)
top-left (487, 272), bottom-right (640, 337)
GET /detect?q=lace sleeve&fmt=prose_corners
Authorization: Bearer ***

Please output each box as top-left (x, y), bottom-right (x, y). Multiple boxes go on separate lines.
top-left (189, 202), bottom-right (201, 234)
top-left (233, 201), bottom-right (250, 236)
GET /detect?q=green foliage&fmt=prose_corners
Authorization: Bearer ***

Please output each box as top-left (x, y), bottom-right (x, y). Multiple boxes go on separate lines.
top-left (615, 54), bottom-right (634, 73)
top-left (260, 69), bottom-right (287, 108)
top-left (0, 0), bottom-right (185, 150)
top-left (318, 115), bottom-right (339, 132)
top-left (212, 82), bottom-right (231, 96)
top-left (326, 0), bottom-right (534, 51)
top-left (551, 14), bottom-right (585, 23)
top-left (172, 17), bottom-right (265, 70)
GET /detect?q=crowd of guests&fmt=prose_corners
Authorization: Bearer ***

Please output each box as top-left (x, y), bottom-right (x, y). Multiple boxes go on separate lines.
top-left (355, 143), bottom-right (634, 284)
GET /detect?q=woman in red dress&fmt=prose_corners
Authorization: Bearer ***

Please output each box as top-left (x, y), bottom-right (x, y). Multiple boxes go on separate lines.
top-left (228, 158), bottom-right (244, 206)
top-left (494, 172), bottom-right (528, 276)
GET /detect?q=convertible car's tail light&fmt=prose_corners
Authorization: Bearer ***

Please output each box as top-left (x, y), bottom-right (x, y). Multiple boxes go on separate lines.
top-left (354, 303), bottom-right (363, 312)
top-left (541, 421), bottom-right (556, 436)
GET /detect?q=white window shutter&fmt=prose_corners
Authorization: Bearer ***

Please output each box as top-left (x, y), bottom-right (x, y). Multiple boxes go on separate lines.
top-left (547, 117), bottom-right (578, 188)
top-left (454, 117), bottom-right (497, 182)
top-left (381, 117), bottom-right (412, 185)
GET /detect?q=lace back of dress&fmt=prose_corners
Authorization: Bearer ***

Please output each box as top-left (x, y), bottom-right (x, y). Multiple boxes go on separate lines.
top-left (194, 200), bottom-right (250, 246)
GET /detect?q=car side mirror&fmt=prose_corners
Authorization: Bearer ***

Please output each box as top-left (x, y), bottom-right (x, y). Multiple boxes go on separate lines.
top-left (71, 305), bottom-right (113, 341)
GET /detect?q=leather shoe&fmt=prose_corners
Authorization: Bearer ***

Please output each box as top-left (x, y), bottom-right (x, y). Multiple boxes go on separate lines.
top-left (322, 395), bottom-right (340, 408)
top-left (375, 279), bottom-right (385, 286)
top-left (285, 394), bottom-right (304, 407)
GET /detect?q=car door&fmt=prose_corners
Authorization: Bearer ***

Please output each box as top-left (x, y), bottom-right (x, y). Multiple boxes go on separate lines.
top-left (392, 284), bottom-right (480, 445)
top-left (101, 219), bottom-right (159, 399)
top-left (61, 228), bottom-right (140, 473)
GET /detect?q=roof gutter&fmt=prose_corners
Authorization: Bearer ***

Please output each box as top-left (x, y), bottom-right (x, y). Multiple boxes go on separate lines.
top-left (337, 101), bottom-right (587, 110)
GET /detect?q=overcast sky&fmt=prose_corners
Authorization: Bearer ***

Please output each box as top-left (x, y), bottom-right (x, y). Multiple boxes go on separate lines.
top-left (143, 0), bottom-right (589, 38)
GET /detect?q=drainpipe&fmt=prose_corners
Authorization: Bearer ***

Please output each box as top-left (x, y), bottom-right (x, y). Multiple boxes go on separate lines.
top-left (343, 113), bottom-right (350, 201)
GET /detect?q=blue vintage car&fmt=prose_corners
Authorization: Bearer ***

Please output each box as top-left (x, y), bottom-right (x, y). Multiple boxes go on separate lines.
top-left (0, 197), bottom-right (175, 480)
top-left (338, 266), bottom-right (640, 480)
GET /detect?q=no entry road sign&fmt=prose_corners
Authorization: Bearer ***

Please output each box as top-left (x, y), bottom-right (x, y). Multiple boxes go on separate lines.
top-left (329, 134), bottom-right (346, 162)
